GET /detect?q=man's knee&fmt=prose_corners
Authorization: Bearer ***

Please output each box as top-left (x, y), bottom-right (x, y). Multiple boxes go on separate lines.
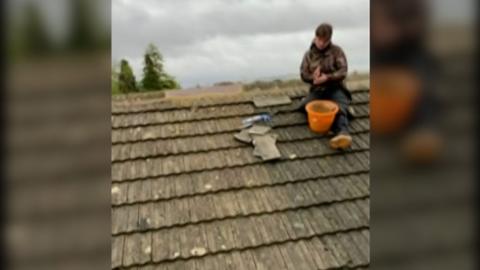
top-left (298, 90), bottom-right (320, 111)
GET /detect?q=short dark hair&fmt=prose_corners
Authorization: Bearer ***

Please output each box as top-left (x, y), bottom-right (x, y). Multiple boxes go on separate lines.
top-left (315, 23), bottom-right (333, 40)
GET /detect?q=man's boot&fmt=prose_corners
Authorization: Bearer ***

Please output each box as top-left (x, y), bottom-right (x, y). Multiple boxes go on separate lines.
top-left (329, 132), bottom-right (352, 150)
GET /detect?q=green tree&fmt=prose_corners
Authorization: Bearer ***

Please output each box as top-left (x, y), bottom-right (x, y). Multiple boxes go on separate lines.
top-left (118, 59), bottom-right (138, 93)
top-left (141, 44), bottom-right (180, 91)
top-left (22, 2), bottom-right (52, 56)
top-left (68, 0), bottom-right (97, 51)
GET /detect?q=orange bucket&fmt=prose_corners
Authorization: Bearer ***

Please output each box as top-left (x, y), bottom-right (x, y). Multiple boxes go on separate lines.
top-left (306, 100), bottom-right (339, 133)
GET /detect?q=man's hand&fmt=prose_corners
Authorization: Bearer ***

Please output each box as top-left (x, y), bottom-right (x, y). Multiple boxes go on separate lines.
top-left (313, 67), bottom-right (321, 78)
top-left (314, 73), bottom-right (328, 85)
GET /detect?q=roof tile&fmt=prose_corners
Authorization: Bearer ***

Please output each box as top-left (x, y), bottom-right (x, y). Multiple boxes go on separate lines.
top-left (112, 87), bottom-right (369, 269)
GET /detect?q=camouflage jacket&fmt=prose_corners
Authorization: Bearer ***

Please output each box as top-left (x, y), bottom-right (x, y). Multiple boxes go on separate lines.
top-left (300, 42), bottom-right (348, 87)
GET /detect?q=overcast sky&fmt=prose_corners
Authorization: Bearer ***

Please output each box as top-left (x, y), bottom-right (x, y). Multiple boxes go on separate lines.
top-left (112, 0), bottom-right (370, 88)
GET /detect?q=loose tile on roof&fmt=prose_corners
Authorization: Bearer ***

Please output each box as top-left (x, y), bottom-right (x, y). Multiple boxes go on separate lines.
top-left (252, 133), bottom-right (282, 161)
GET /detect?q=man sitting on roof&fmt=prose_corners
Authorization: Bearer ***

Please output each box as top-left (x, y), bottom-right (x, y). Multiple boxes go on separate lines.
top-left (299, 23), bottom-right (353, 150)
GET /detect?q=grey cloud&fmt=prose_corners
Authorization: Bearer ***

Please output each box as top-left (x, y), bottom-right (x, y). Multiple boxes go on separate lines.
top-left (113, 0), bottom-right (369, 87)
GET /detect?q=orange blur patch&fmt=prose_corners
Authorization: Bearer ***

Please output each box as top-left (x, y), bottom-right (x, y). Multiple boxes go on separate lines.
top-left (371, 67), bottom-right (421, 135)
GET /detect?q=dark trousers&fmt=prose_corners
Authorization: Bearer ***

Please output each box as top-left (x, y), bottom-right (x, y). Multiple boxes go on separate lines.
top-left (298, 85), bottom-right (351, 134)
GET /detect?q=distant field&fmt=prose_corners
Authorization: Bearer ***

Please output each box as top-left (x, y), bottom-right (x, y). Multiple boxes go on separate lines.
top-left (242, 71), bottom-right (369, 92)
top-left (112, 72), bottom-right (369, 101)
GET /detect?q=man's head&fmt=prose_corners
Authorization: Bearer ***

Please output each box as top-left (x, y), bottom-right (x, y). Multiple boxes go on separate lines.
top-left (314, 23), bottom-right (333, 50)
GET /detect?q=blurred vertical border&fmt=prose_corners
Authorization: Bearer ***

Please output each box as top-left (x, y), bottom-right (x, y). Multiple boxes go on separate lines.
top-left (2, 0), bottom-right (478, 269)
top-left (4, 0), bottom-right (111, 269)
top-left (371, 0), bottom-right (477, 269)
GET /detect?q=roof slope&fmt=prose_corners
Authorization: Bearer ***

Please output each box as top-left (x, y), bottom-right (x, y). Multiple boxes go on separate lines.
top-left (111, 85), bottom-right (370, 269)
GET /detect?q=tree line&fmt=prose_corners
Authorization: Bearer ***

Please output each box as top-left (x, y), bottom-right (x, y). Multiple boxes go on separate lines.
top-left (9, 0), bottom-right (108, 59)
top-left (113, 44), bottom-right (180, 94)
